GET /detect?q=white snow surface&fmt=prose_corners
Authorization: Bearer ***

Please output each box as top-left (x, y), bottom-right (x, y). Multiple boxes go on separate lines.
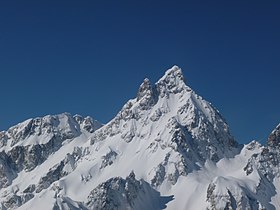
top-left (0, 66), bottom-right (279, 210)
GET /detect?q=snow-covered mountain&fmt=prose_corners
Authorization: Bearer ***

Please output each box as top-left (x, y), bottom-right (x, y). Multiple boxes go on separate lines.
top-left (0, 66), bottom-right (279, 210)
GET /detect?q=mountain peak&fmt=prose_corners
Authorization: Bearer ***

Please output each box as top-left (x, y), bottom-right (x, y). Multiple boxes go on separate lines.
top-left (2, 66), bottom-right (280, 210)
top-left (136, 66), bottom-right (187, 103)
top-left (158, 65), bottom-right (185, 84)
top-left (155, 65), bottom-right (190, 97)
top-left (92, 66), bottom-right (239, 164)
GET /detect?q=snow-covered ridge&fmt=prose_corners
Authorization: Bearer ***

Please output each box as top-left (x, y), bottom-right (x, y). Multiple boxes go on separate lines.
top-left (0, 113), bottom-right (102, 190)
top-left (0, 113), bottom-right (102, 149)
top-left (0, 66), bottom-right (279, 210)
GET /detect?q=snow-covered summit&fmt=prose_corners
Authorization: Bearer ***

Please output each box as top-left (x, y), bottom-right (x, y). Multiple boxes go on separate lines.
top-left (156, 65), bottom-right (187, 95)
top-left (158, 65), bottom-right (184, 83)
top-left (0, 66), bottom-right (279, 210)
top-left (91, 66), bottom-right (239, 165)
top-left (136, 65), bottom-right (187, 106)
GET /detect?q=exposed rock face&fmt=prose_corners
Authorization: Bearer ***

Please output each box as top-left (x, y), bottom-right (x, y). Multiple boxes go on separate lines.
top-left (137, 78), bottom-right (157, 110)
top-left (86, 172), bottom-right (173, 210)
top-left (0, 151), bottom-right (16, 188)
top-left (268, 123), bottom-right (280, 148)
top-left (86, 172), bottom-right (142, 210)
top-left (206, 176), bottom-right (272, 210)
top-left (244, 125), bottom-right (280, 182)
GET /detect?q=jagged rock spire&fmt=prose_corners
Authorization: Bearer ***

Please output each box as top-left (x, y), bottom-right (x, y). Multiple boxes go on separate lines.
top-left (137, 78), bottom-right (153, 101)
top-left (136, 78), bottom-right (157, 109)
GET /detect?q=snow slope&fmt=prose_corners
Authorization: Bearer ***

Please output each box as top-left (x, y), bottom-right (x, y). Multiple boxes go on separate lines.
top-left (0, 66), bottom-right (279, 210)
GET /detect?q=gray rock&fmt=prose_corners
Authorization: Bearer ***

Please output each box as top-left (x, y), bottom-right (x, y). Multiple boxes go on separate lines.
top-left (86, 171), bottom-right (173, 210)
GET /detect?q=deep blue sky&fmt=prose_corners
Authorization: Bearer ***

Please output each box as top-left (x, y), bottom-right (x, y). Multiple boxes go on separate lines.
top-left (0, 0), bottom-right (279, 144)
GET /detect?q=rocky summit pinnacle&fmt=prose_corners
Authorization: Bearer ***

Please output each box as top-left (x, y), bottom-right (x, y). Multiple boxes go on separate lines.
top-left (156, 65), bottom-right (188, 97)
top-left (136, 78), bottom-right (156, 109)
top-left (91, 66), bottom-right (239, 163)
top-left (137, 78), bottom-right (152, 100)
top-left (160, 65), bottom-right (184, 82)
top-left (0, 66), bottom-right (279, 210)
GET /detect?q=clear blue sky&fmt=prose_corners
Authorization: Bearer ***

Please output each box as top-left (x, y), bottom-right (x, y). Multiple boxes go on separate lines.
top-left (0, 0), bottom-right (279, 144)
